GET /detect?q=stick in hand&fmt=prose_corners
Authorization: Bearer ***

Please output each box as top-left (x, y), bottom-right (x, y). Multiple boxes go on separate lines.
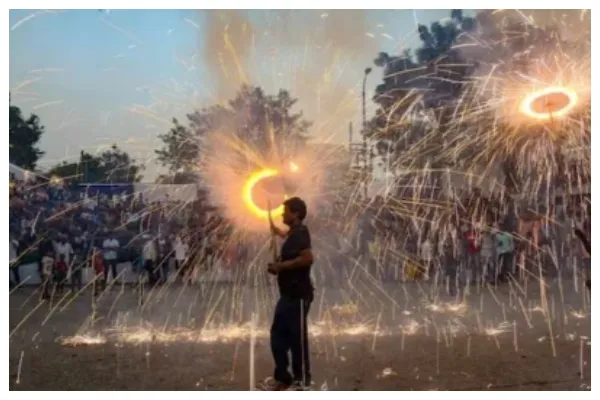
top-left (267, 200), bottom-right (277, 275)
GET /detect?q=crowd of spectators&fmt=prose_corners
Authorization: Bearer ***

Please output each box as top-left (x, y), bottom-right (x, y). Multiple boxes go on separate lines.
top-left (8, 173), bottom-right (230, 293)
top-left (9, 172), bottom-right (590, 295)
top-left (333, 189), bottom-right (591, 289)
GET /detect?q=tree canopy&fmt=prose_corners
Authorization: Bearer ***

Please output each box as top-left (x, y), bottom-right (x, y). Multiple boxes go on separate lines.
top-left (9, 103), bottom-right (45, 171)
top-left (156, 85), bottom-right (311, 183)
top-left (367, 10), bottom-right (589, 197)
top-left (48, 144), bottom-right (144, 183)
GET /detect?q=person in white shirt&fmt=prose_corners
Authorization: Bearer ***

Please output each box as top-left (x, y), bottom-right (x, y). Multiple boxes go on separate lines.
top-left (142, 237), bottom-right (157, 285)
top-left (174, 235), bottom-right (189, 280)
top-left (420, 238), bottom-right (433, 280)
top-left (102, 236), bottom-right (120, 284)
top-left (40, 252), bottom-right (54, 299)
top-left (55, 237), bottom-right (74, 266)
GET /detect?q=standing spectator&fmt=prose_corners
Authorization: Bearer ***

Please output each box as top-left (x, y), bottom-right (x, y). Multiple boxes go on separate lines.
top-left (54, 254), bottom-right (68, 295)
top-left (420, 238), bottom-right (433, 280)
top-left (142, 237), bottom-right (158, 285)
top-left (480, 230), bottom-right (496, 283)
top-left (55, 235), bottom-right (74, 266)
top-left (496, 229), bottom-right (514, 282)
top-left (70, 231), bottom-right (86, 292)
top-left (102, 235), bottom-right (120, 285)
top-left (70, 258), bottom-right (84, 293)
top-left (10, 238), bottom-right (20, 288)
top-left (38, 234), bottom-right (55, 278)
top-left (157, 233), bottom-right (171, 283)
top-left (174, 235), bottom-right (189, 280)
top-left (356, 207), bottom-right (375, 262)
top-left (465, 229), bottom-right (480, 265)
top-left (574, 224), bottom-right (591, 290)
top-left (40, 251), bottom-right (54, 300)
top-left (91, 247), bottom-right (105, 296)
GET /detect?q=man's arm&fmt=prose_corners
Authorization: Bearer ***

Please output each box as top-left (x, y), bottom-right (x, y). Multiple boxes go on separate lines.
top-left (279, 248), bottom-right (314, 270)
top-left (278, 229), bottom-right (313, 270)
top-left (574, 228), bottom-right (591, 254)
top-left (266, 203), bottom-right (287, 238)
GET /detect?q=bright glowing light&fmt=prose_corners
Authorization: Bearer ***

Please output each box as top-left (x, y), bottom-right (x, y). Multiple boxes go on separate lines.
top-left (50, 175), bottom-right (63, 185)
top-left (60, 321), bottom-right (396, 346)
top-left (289, 161), bottom-right (299, 173)
top-left (519, 86), bottom-right (578, 120)
top-left (61, 334), bottom-right (107, 346)
top-left (242, 168), bottom-right (285, 219)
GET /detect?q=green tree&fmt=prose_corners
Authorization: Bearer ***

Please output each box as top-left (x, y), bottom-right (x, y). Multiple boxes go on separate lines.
top-left (156, 85), bottom-right (311, 182)
top-left (9, 103), bottom-right (45, 170)
top-left (155, 118), bottom-right (200, 183)
top-left (48, 161), bottom-right (80, 180)
top-left (367, 10), bottom-right (476, 194)
top-left (49, 145), bottom-right (143, 183)
top-left (98, 144), bottom-right (144, 183)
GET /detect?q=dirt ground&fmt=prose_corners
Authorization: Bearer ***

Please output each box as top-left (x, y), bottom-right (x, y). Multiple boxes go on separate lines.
top-left (8, 280), bottom-right (591, 391)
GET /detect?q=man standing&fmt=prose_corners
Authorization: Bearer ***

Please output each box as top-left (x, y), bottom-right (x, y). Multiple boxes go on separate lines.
top-left (102, 235), bottom-right (120, 284)
top-left (55, 235), bottom-right (74, 266)
top-left (174, 234), bottom-right (189, 281)
top-left (574, 224), bottom-right (590, 290)
top-left (496, 227), bottom-right (514, 283)
top-left (70, 231), bottom-right (86, 292)
top-left (142, 236), bottom-right (158, 285)
top-left (9, 237), bottom-right (20, 288)
top-left (156, 232), bottom-right (171, 284)
top-left (265, 197), bottom-right (314, 391)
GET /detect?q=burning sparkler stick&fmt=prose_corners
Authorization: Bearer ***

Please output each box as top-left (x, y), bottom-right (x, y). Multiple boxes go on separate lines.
top-left (267, 200), bottom-right (277, 263)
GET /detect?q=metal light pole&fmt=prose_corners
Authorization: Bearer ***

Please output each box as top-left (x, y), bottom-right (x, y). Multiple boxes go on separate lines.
top-left (362, 67), bottom-right (372, 200)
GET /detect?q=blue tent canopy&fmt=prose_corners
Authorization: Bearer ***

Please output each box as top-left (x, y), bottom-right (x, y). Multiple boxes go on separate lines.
top-left (78, 183), bottom-right (134, 197)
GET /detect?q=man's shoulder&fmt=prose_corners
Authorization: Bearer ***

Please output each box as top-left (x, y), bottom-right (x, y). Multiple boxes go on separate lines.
top-left (288, 224), bottom-right (310, 238)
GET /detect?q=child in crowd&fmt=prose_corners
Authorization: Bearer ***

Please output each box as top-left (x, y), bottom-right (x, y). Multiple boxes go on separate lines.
top-left (40, 251), bottom-right (54, 300)
top-left (54, 254), bottom-right (68, 294)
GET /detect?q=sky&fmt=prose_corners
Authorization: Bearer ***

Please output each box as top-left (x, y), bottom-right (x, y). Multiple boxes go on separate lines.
top-left (9, 9), bottom-right (459, 180)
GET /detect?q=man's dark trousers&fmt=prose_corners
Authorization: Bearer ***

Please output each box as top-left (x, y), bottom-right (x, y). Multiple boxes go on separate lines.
top-left (270, 295), bottom-right (312, 386)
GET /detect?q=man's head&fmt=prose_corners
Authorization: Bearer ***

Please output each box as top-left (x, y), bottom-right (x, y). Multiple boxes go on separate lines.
top-left (282, 197), bottom-right (307, 226)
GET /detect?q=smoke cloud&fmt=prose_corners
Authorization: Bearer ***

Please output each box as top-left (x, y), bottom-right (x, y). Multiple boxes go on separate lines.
top-left (198, 10), bottom-right (374, 143)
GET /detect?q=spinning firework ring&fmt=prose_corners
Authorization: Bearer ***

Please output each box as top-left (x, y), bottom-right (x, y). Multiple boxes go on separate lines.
top-left (242, 168), bottom-right (286, 219)
top-left (242, 162), bottom-right (300, 219)
top-left (519, 87), bottom-right (578, 120)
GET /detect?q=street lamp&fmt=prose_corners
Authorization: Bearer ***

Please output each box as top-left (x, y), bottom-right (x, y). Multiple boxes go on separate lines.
top-left (362, 67), bottom-right (372, 200)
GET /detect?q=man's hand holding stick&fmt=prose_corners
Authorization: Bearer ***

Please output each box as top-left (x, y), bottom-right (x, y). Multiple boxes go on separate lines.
top-left (267, 201), bottom-right (278, 275)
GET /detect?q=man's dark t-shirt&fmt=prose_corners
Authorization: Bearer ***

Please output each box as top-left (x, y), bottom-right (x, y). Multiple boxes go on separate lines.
top-left (278, 224), bottom-right (313, 299)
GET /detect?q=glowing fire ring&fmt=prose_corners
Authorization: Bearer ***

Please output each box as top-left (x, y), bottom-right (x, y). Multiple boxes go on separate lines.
top-left (519, 87), bottom-right (578, 120)
top-left (242, 168), bottom-right (285, 219)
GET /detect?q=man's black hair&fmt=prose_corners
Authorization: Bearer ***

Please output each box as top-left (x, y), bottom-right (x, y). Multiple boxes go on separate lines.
top-left (283, 197), bottom-right (307, 221)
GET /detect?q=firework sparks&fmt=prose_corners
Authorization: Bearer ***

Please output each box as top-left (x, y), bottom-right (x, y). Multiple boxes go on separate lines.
top-left (519, 86), bottom-right (578, 120)
top-left (9, 9), bottom-right (592, 391)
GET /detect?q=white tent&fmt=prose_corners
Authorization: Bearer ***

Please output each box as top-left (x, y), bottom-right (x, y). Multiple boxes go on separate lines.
top-left (133, 183), bottom-right (198, 203)
top-left (9, 163), bottom-right (37, 182)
